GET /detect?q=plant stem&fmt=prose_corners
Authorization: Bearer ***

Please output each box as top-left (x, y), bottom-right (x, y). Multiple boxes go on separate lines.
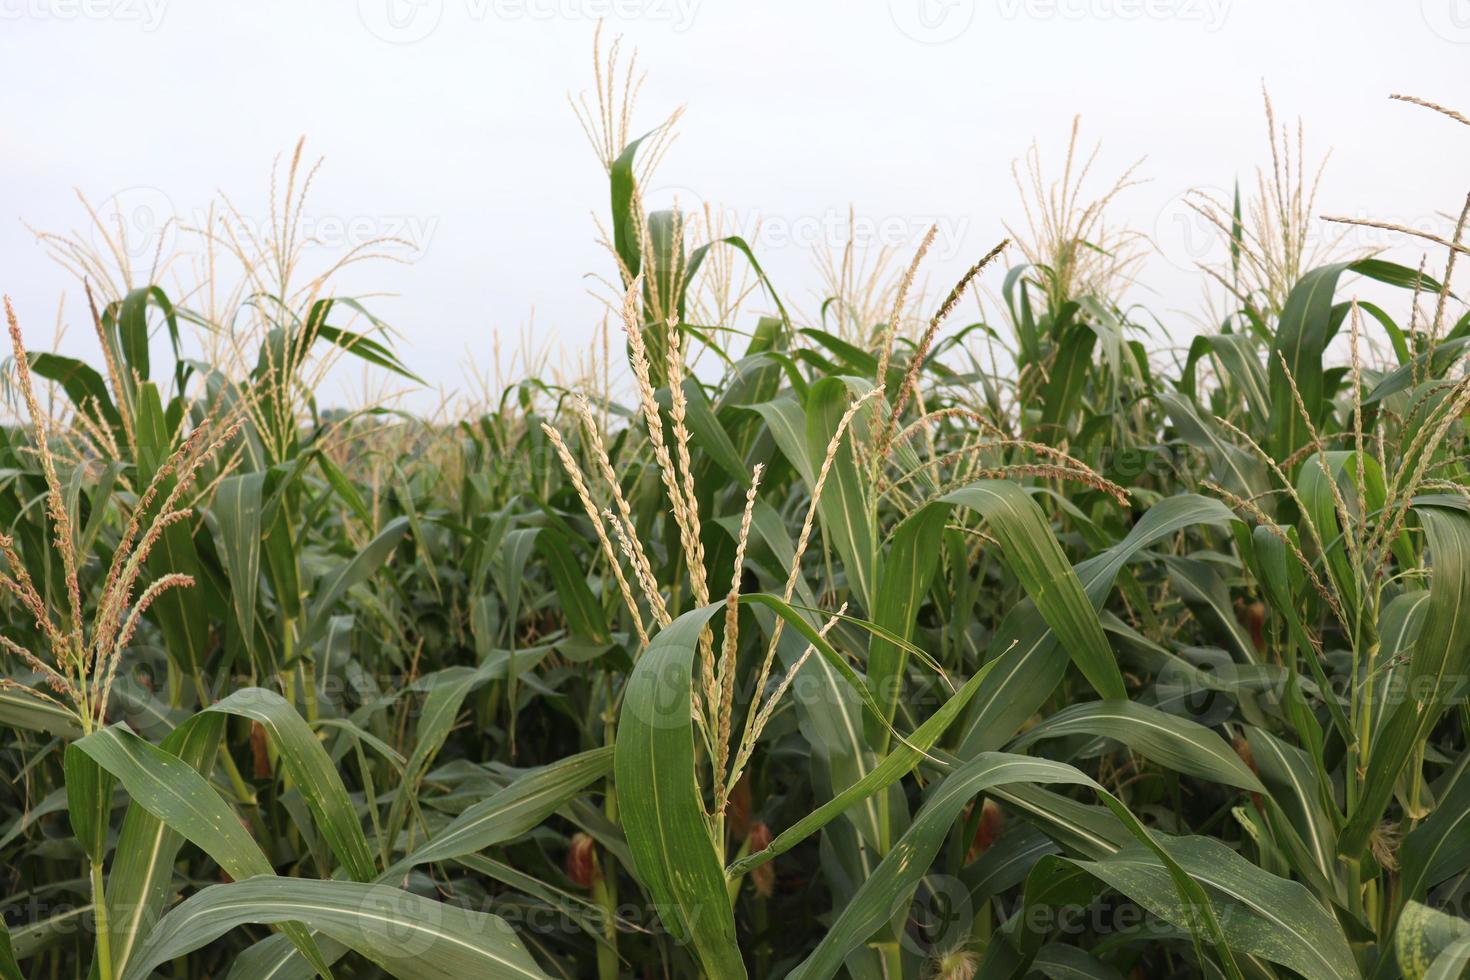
top-left (591, 869), bottom-right (619, 980)
top-left (91, 860), bottom-right (114, 980)
top-left (598, 672), bottom-right (621, 980)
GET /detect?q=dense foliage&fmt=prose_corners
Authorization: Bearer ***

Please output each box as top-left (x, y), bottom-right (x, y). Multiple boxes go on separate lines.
top-left (3, 51), bottom-right (1470, 980)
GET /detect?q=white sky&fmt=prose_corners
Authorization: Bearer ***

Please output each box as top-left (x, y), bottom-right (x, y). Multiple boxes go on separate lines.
top-left (2, 0), bottom-right (1466, 408)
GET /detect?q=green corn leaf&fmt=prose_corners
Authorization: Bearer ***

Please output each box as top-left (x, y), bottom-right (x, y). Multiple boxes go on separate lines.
top-left (1031, 942), bottom-right (1125, 980)
top-left (73, 725), bottom-right (333, 978)
top-left (212, 471), bottom-right (266, 645)
top-left (806, 377), bottom-right (877, 612)
top-left (1070, 836), bottom-right (1358, 980)
top-left (123, 878), bottom-right (547, 980)
top-left (1396, 902), bottom-right (1470, 980)
top-left (0, 920), bottom-right (21, 980)
top-left (1400, 756), bottom-right (1470, 903)
top-left (786, 753), bottom-right (1239, 980)
top-left (303, 515), bottom-right (409, 645)
top-left (206, 688), bottom-right (378, 882)
top-left (726, 653), bottom-right (998, 879)
top-left (943, 481), bottom-right (1126, 699)
top-left (63, 743), bottom-right (114, 863)
top-left (396, 746), bottom-right (612, 870)
top-left (534, 528), bottom-right (611, 643)
top-left (0, 687), bottom-right (81, 737)
top-left (865, 502), bottom-right (949, 747)
top-left (1341, 499), bottom-right (1470, 858)
top-left (957, 493), bottom-right (1236, 754)
top-left (614, 604), bottom-right (745, 978)
top-left (1268, 262), bottom-right (1354, 464)
top-left (1011, 699), bottom-right (1265, 794)
top-left (102, 713), bottom-right (225, 977)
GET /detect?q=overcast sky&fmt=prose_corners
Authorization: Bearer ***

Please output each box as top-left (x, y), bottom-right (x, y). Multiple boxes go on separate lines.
top-left (2, 0), bottom-right (1466, 407)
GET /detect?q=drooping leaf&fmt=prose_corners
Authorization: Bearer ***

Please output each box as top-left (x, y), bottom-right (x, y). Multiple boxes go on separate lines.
top-left (124, 878), bottom-right (547, 980)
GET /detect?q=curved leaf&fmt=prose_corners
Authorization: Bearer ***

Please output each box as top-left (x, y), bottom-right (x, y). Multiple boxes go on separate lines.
top-left (1011, 699), bottom-right (1265, 794)
top-left (124, 878), bottom-right (546, 980)
top-left (614, 604), bottom-right (745, 977)
top-left (73, 725), bottom-right (331, 977)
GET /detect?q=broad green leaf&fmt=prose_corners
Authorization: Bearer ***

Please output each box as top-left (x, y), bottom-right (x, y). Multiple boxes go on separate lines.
top-left (745, 393), bottom-right (815, 486)
top-left (1163, 553), bottom-right (1258, 662)
top-left (614, 604), bottom-right (745, 978)
top-left (1203, 332), bottom-right (1272, 430)
top-left (303, 515), bottom-right (410, 645)
top-left (958, 493), bottom-right (1237, 754)
top-left (63, 743), bottom-right (114, 862)
top-left (0, 687), bottom-right (80, 737)
top-left (396, 746), bottom-right (612, 870)
top-left (535, 528), bottom-right (610, 643)
top-left (1268, 262), bottom-right (1353, 463)
top-left (102, 713), bottom-right (225, 976)
top-left (207, 688), bottom-right (377, 882)
top-left (0, 920), bottom-right (21, 980)
top-left (1396, 902), bottom-right (1470, 980)
top-left (1158, 389), bottom-right (1268, 499)
top-left (1031, 942), bottom-right (1125, 980)
top-left (213, 472), bottom-right (266, 644)
top-left (73, 725), bottom-right (332, 977)
top-left (806, 377), bottom-right (877, 611)
top-left (726, 654), bottom-right (997, 878)
top-left (1401, 756), bottom-right (1470, 903)
top-left (787, 752), bottom-right (1237, 980)
top-left (1012, 700), bottom-right (1265, 793)
top-left (866, 502), bottom-right (949, 746)
top-left (1038, 318), bottom-right (1096, 441)
top-left (386, 650), bottom-right (549, 845)
top-left (1341, 500), bottom-right (1470, 858)
top-left (124, 878), bottom-right (546, 980)
top-left (1073, 836), bottom-right (1358, 980)
top-left (943, 481), bottom-right (1125, 699)
top-left (28, 351), bottom-right (121, 429)
top-left (1244, 726), bottom-right (1338, 891)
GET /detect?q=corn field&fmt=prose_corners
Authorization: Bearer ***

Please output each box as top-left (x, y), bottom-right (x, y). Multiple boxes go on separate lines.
top-left (4, 39), bottom-right (1470, 980)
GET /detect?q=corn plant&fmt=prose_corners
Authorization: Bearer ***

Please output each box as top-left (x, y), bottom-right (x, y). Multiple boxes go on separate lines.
top-left (2, 36), bottom-right (1470, 980)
